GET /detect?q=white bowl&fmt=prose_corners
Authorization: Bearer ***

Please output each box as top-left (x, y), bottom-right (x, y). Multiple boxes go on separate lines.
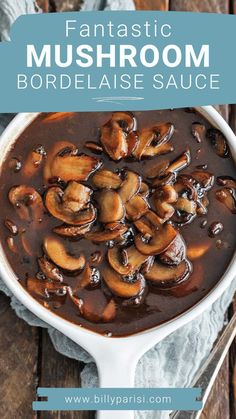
top-left (0, 107), bottom-right (235, 419)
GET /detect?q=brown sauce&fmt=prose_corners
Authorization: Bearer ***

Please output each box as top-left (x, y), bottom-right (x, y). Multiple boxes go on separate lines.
top-left (0, 109), bottom-right (235, 337)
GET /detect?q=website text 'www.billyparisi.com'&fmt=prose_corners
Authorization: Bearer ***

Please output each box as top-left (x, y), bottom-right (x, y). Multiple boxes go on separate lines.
top-left (64, 393), bottom-right (172, 407)
top-left (33, 388), bottom-right (202, 411)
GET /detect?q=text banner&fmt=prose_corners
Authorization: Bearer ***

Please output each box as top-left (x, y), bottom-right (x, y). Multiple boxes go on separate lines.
top-left (33, 387), bottom-right (202, 411)
top-left (0, 11), bottom-right (235, 111)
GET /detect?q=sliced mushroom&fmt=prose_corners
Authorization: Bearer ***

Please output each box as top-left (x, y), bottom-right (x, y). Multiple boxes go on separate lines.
top-left (79, 299), bottom-right (103, 323)
top-left (126, 131), bottom-right (139, 156)
top-left (44, 141), bottom-right (77, 182)
top-left (143, 142), bottom-right (174, 158)
top-left (67, 204), bottom-right (96, 226)
top-left (174, 197), bottom-right (197, 215)
top-left (44, 236), bottom-right (86, 271)
top-left (8, 185), bottom-right (44, 223)
top-left (4, 219), bottom-right (18, 235)
top-left (62, 182), bottom-right (92, 212)
top-left (105, 222), bottom-right (123, 231)
top-left (191, 122), bottom-right (205, 143)
top-left (45, 187), bottom-right (96, 225)
top-left (68, 292), bottom-right (84, 313)
top-left (141, 256), bottom-right (155, 275)
top-left (107, 247), bottom-right (132, 275)
top-left (135, 223), bottom-right (177, 256)
top-left (22, 146), bottom-right (45, 178)
top-left (78, 263), bottom-right (94, 289)
top-left (170, 262), bottom-right (204, 298)
top-left (51, 154), bottom-right (102, 182)
top-left (38, 256), bottom-right (63, 282)
top-left (145, 259), bottom-right (191, 287)
top-left (139, 182), bottom-right (149, 197)
top-left (96, 190), bottom-right (125, 223)
top-left (92, 170), bottom-right (122, 189)
top-left (156, 201), bottom-right (175, 221)
top-left (153, 185), bottom-right (178, 219)
top-left (217, 176), bottom-right (236, 189)
top-left (102, 299), bottom-right (117, 322)
top-left (6, 236), bottom-right (18, 253)
top-left (191, 171), bottom-right (214, 191)
top-left (69, 292), bottom-right (115, 323)
top-left (155, 122), bottom-right (174, 143)
top-left (159, 234), bottom-right (186, 265)
top-left (134, 210), bottom-right (163, 236)
top-left (84, 141), bottom-right (103, 154)
top-left (89, 251), bottom-right (103, 265)
top-left (124, 246), bottom-right (152, 273)
top-left (207, 128), bottom-right (230, 158)
top-left (134, 218), bottom-right (153, 237)
top-left (102, 265), bottom-right (145, 298)
top-left (166, 149), bottom-right (191, 173)
top-left (119, 171), bottom-right (141, 203)
top-left (139, 138), bottom-right (174, 159)
top-left (53, 223), bottom-right (92, 238)
top-left (215, 188), bottom-right (236, 214)
top-left (43, 112), bottom-right (75, 123)
top-left (174, 174), bottom-right (198, 201)
top-left (152, 172), bottom-right (176, 189)
top-left (86, 225), bottom-right (128, 243)
top-left (26, 277), bottom-right (67, 298)
top-left (132, 129), bottom-right (155, 160)
top-left (187, 242), bottom-right (211, 260)
top-left (196, 196), bottom-right (209, 216)
top-left (111, 112), bottom-right (135, 133)
top-left (108, 245), bottom-right (150, 276)
top-left (145, 159), bottom-right (170, 179)
top-left (100, 121), bottom-right (128, 160)
top-left (133, 123), bottom-right (174, 159)
top-left (125, 195), bottom-right (149, 221)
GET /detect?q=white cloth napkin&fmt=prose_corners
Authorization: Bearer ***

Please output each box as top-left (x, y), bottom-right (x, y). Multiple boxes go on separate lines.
top-left (0, 2), bottom-right (235, 418)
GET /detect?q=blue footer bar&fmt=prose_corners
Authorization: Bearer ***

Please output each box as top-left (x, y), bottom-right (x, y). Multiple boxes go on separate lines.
top-left (33, 388), bottom-right (202, 411)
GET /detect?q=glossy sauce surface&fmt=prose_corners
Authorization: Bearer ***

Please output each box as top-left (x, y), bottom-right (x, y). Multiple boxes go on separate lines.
top-left (0, 109), bottom-right (235, 336)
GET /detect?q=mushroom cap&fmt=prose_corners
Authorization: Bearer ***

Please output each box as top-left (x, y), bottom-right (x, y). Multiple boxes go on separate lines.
top-left (45, 186), bottom-right (96, 225)
top-left (44, 236), bottom-right (86, 271)
top-left (51, 154), bottom-right (102, 182)
top-left (102, 265), bottom-right (145, 298)
top-left (96, 190), bottom-right (125, 223)
top-left (145, 259), bottom-right (192, 287)
top-left (135, 223), bottom-right (178, 256)
top-left (8, 185), bottom-right (44, 223)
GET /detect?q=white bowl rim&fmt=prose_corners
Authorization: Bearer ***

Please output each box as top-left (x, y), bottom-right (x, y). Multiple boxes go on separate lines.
top-left (0, 106), bottom-right (235, 355)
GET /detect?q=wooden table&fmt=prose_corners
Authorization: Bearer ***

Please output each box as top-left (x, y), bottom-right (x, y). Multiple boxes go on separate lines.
top-left (0, 1), bottom-right (236, 418)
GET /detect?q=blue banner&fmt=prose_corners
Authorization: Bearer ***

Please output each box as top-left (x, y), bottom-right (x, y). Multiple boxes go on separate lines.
top-left (0, 11), bottom-right (235, 112)
top-left (33, 387), bottom-right (202, 411)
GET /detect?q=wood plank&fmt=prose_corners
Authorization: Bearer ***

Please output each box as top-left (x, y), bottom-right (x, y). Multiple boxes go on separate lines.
top-left (233, 0), bottom-right (236, 14)
top-left (229, 105), bottom-right (236, 134)
top-left (200, 357), bottom-right (230, 419)
top-left (170, 0), bottom-right (229, 13)
top-left (229, 298), bottom-right (236, 419)
top-left (0, 292), bottom-right (39, 419)
top-left (38, 329), bottom-right (94, 419)
top-left (36, 0), bottom-right (50, 12)
top-left (134, 0), bottom-right (169, 10)
top-left (49, 0), bottom-right (83, 12)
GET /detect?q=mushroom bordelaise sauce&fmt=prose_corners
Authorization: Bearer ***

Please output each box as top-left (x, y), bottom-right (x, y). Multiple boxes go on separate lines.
top-left (0, 109), bottom-right (236, 336)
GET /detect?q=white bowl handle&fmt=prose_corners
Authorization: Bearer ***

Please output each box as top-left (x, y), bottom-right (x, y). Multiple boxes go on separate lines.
top-left (96, 350), bottom-right (138, 419)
